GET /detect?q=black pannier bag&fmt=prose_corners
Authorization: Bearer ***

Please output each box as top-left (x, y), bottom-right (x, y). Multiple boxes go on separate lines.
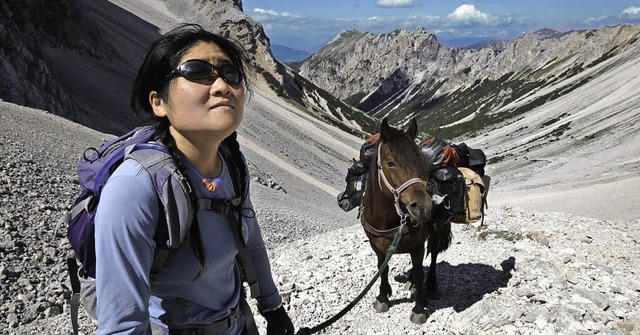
top-left (467, 148), bottom-right (487, 176)
top-left (359, 135), bottom-right (380, 169)
top-left (337, 160), bottom-right (368, 212)
top-left (427, 167), bottom-right (465, 225)
top-left (337, 135), bottom-right (381, 212)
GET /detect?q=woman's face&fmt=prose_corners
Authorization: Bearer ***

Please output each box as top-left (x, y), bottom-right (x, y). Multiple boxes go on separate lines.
top-left (151, 41), bottom-right (245, 143)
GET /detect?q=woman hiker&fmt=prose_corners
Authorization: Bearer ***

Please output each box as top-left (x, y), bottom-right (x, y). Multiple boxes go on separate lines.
top-left (94, 23), bottom-right (295, 335)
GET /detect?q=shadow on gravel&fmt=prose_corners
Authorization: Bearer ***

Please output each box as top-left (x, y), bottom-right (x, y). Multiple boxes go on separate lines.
top-left (394, 257), bottom-right (515, 313)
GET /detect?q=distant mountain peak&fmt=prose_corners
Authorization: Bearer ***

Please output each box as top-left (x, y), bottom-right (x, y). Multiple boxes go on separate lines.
top-left (464, 39), bottom-right (510, 51)
top-left (300, 24), bottom-right (640, 141)
top-left (328, 29), bottom-right (365, 44)
top-left (271, 44), bottom-right (311, 63)
top-left (533, 28), bottom-right (560, 35)
top-left (530, 28), bottom-right (562, 39)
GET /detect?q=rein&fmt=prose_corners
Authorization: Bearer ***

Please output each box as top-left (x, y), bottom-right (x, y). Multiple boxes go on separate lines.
top-left (296, 142), bottom-right (428, 334)
top-left (295, 217), bottom-right (408, 335)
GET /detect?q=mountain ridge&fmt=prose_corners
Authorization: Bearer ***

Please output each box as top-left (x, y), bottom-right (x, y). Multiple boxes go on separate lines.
top-left (300, 24), bottom-right (640, 136)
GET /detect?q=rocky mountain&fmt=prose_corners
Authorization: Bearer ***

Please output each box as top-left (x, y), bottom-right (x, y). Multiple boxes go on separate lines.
top-left (298, 24), bottom-right (640, 212)
top-left (0, 0), bottom-right (377, 136)
top-left (299, 25), bottom-right (640, 140)
top-left (463, 39), bottom-right (510, 52)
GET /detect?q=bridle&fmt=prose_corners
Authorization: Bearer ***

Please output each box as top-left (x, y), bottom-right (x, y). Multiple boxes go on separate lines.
top-left (376, 142), bottom-right (427, 220)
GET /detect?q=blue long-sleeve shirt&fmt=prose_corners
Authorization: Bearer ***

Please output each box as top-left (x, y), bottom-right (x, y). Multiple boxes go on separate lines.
top-left (94, 152), bottom-right (282, 334)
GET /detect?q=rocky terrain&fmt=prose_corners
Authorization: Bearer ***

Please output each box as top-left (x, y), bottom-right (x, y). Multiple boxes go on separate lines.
top-left (2, 96), bottom-right (639, 334)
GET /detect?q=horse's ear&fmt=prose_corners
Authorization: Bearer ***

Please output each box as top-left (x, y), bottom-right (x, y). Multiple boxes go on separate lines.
top-left (380, 118), bottom-right (392, 143)
top-left (406, 118), bottom-right (418, 140)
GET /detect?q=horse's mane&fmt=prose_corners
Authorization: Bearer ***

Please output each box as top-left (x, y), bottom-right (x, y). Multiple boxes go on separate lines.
top-left (362, 127), bottom-right (429, 210)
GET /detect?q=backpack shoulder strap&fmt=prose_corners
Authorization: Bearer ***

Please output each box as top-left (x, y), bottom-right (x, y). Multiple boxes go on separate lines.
top-left (220, 132), bottom-right (247, 202)
top-left (218, 134), bottom-right (261, 298)
top-left (124, 143), bottom-right (194, 282)
top-left (125, 143), bottom-right (194, 249)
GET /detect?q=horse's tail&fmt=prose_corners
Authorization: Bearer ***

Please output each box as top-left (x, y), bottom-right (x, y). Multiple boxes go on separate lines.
top-left (427, 222), bottom-right (453, 255)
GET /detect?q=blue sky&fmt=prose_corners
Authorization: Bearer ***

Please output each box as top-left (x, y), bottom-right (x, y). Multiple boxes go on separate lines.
top-left (241, 1), bottom-right (640, 51)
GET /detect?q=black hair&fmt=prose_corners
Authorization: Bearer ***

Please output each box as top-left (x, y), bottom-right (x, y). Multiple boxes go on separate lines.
top-left (130, 23), bottom-right (250, 278)
top-left (130, 23), bottom-right (251, 115)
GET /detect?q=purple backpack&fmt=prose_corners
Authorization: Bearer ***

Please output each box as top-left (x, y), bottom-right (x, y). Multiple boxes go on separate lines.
top-left (63, 126), bottom-right (193, 278)
top-left (58, 126), bottom-right (197, 333)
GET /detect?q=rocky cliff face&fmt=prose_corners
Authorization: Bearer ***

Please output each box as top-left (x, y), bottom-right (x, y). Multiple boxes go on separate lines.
top-left (301, 28), bottom-right (446, 101)
top-left (300, 25), bottom-right (640, 139)
top-left (0, 0), bottom-right (376, 136)
top-left (0, 0), bottom-right (109, 120)
top-left (0, 0), bottom-right (158, 134)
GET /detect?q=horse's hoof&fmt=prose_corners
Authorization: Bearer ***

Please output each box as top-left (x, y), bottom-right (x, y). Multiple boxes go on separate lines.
top-left (410, 311), bottom-right (427, 324)
top-left (373, 300), bottom-right (389, 312)
top-left (426, 290), bottom-right (438, 300)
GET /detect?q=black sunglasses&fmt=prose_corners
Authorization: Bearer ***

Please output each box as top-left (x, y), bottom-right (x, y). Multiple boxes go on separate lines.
top-left (167, 59), bottom-right (243, 85)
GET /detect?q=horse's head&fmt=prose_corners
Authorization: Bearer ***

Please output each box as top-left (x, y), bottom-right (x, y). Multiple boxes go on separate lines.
top-left (375, 118), bottom-right (433, 224)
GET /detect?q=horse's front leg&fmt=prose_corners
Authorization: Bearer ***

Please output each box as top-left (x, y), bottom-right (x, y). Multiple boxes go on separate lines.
top-left (409, 247), bottom-right (427, 324)
top-left (373, 250), bottom-right (392, 312)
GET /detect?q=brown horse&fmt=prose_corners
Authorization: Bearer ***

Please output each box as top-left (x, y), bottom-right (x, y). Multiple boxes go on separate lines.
top-left (360, 118), bottom-right (452, 324)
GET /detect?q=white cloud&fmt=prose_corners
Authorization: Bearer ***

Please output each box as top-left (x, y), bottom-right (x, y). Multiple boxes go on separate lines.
top-left (622, 7), bottom-right (640, 15)
top-left (586, 15), bottom-right (609, 24)
top-left (376, 0), bottom-right (420, 8)
top-left (447, 4), bottom-right (492, 24)
top-left (253, 8), bottom-right (296, 17)
top-left (620, 6), bottom-right (640, 18)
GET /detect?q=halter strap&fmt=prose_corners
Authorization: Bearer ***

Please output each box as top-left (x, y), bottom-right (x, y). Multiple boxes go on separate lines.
top-left (361, 215), bottom-right (410, 238)
top-left (376, 143), bottom-right (426, 218)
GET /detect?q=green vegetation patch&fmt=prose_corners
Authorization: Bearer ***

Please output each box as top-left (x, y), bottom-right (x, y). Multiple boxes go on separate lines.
top-left (550, 121), bottom-right (571, 137)
top-left (478, 230), bottom-right (526, 242)
top-left (540, 112), bottom-right (570, 127)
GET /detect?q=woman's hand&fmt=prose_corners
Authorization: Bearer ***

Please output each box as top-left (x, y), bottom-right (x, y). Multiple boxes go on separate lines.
top-left (261, 305), bottom-right (294, 335)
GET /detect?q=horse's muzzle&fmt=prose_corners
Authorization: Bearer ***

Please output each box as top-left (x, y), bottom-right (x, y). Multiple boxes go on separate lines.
top-left (406, 201), bottom-right (432, 223)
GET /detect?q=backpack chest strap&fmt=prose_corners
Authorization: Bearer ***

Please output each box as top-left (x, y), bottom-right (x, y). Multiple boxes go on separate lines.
top-left (196, 197), bottom-right (241, 214)
top-left (195, 197), bottom-right (260, 299)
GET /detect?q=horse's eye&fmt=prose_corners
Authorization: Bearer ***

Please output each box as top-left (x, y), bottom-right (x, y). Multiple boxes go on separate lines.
top-left (386, 160), bottom-right (396, 168)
